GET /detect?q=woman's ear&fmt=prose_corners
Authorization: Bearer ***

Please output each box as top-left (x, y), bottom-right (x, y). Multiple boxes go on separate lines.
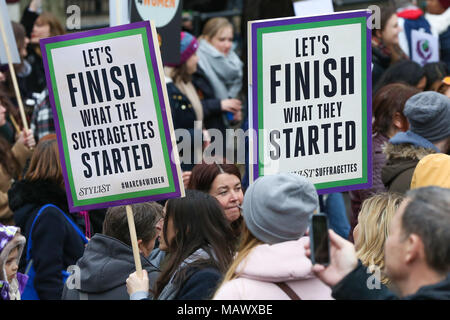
top-left (375, 29), bottom-right (383, 39)
top-left (392, 112), bottom-right (408, 132)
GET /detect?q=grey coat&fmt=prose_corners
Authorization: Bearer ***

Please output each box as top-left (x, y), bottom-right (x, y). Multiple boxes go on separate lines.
top-left (62, 234), bottom-right (159, 300)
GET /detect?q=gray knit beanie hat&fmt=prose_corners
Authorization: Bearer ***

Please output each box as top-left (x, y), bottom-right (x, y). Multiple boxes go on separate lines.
top-left (243, 173), bottom-right (319, 244)
top-left (403, 92), bottom-right (450, 142)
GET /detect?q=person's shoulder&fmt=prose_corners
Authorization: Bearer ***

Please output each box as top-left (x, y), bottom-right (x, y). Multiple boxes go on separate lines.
top-left (176, 266), bottom-right (222, 299)
top-left (187, 266), bottom-right (221, 282)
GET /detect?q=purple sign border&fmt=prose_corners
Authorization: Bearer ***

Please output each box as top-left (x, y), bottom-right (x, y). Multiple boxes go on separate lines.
top-left (250, 10), bottom-right (373, 195)
top-left (40, 21), bottom-right (182, 212)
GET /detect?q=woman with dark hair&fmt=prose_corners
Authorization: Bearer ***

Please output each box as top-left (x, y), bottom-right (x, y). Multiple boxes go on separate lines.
top-left (8, 135), bottom-right (88, 299)
top-left (372, 5), bottom-right (408, 87)
top-left (187, 162), bottom-right (243, 238)
top-left (127, 190), bottom-right (235, 300)
top-left (374, 60), bottom-right (426, 93)
top-left (348, 83), bottom-right (420, 242)
top-left (164, 32), bottom-right (205, 171)
top-left (423, 62), bottom-right (449, 91)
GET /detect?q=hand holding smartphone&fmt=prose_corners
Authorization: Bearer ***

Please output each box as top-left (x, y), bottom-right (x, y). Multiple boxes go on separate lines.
top-left (309, 213), bottom-right (331, 266)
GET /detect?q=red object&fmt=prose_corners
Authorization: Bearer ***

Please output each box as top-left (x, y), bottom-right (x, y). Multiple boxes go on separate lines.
top-left (6, 0), bottom-right (20, 3)
top-left (439, 0), bottom-right (450, 10)
top-left (397, 8), bottom-right (423, 20)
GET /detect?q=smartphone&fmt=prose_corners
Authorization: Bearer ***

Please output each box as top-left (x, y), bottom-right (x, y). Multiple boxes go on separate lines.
top-left (309, 213), bottom-right (330, 266)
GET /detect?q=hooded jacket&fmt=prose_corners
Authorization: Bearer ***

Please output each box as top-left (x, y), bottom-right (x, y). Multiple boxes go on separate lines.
top-left (381, 131), bottom-right (437, 194)
top-left (0, 225), bottom-right (28, 300)
top-left (8, 179), bottom-right (87, 300)
top-left (213, 237), bottom-right (333, 300)
top-left (62, 234), bottom-right (160, 300)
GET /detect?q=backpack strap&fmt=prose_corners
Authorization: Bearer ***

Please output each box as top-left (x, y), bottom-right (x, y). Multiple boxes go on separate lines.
top-left (26, 204), bottom-right (89, 262)
top-left (275, 282), bottom-right (302, 300)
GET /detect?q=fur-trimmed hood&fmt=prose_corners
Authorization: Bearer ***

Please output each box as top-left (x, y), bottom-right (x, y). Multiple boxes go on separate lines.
top-left (382, 143), bottom-right (436, 192)
top-left (382, 142), bottom-right (437, 161)
top-left (8, 179), bottom-right (70, 229)
top-left (0, 225), bottom-right (25, 282)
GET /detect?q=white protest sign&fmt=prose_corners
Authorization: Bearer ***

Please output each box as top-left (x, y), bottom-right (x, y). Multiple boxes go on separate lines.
top-left (294, 0), bottom-right (334, 17)
top-left (40, 21), bottom-right (184, 212)
top-left (0, 0), bottom-right (21, 64)
top-left (411, 29), bottom-right (439, 66)
top-left (249, 10), bottom-right (372, 194)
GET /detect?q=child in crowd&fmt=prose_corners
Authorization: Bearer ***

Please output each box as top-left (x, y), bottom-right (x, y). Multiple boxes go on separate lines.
top-left (0, 224), bottom-right (28, 300)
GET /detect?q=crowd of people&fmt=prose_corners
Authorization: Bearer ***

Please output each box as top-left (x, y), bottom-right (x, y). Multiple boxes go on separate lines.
top-left (0, 0), bottom-right (450, 301)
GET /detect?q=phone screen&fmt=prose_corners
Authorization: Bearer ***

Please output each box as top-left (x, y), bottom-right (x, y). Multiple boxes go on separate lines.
top-left (312, 215), bottom-right (330, 265)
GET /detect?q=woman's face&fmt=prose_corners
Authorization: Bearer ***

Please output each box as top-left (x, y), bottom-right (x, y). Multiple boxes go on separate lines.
top-left (31, 18), bottom-right (51, 44)
top-left (208, 26), bottom-right (233, 56)
top-left (427, 0), bottom-right (446, 14)
top-left (5, 247), bottom-right (19, 283)
top-left (0, 104), bottom-right (6, 126)
top-left (209, 173), bottom-right (243, 223)
top-left (381, 14), bottom-right (401, 46)
top-left (416, 76), bottom-right (427, 91)
top-left (185, 52), bottom-right (199, 75)
top-left (158, 204), bottom-right (176, 252)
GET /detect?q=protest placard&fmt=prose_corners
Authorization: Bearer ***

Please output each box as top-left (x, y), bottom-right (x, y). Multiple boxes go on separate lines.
top-left (0, 0), bottom-right (20, 65)
top-left (40, 20), bottom-right (184, 212)
top-left (411, 29), bottom-right (439, 66)
top-left (130, 0), bottom-right (181, 65)
top-left (248, 10), bottom-right (372, 194)
top-left (293, 0), bottom-right (334, 17)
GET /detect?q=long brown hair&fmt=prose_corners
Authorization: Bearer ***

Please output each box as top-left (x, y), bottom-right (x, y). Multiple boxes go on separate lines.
top-left (154, 190), bottom-right (235, 299)
top-left (0, 136), bottom-right (21, 178)
top-left (168, 63), bottom-right (191, 84)
top-left (0, 90), bottom-right (22, 130)
top-left (34, 12), bottom-right (65, 38)
top-left (372, 83), bottom-right (420, 136)
top-left (24, 134), bottom-right (64, 187)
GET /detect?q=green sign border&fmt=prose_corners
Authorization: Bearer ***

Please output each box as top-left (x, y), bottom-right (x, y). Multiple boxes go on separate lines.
top-left (256, 17), bottom-right (368, 189)
top-left (45, 28), bottom-right (176, 207)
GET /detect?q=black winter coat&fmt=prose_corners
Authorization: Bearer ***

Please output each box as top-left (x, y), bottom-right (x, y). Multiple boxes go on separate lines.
top-left (8, 179), bottom-right (86, 300)
top-left (332, 262), bottom-right (450, 300)
top-left (166, 82), bottom-right (200, 171)
top-left (192, 67), bottom-right (227, 134)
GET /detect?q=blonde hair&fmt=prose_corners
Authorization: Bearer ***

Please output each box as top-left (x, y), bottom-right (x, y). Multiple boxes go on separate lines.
top-left (200, 17), bottom-right (233, 41)
top-left (355, 193), bottom-right (404, 284)
top-left (213, 222), bottom-right (263, 297)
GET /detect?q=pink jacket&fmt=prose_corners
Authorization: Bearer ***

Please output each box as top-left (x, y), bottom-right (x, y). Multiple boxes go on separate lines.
top-left (214, 237), bottom-right (333, 300)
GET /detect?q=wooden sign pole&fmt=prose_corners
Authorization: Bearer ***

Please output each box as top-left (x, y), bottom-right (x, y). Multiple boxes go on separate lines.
top-left (126, 205), bottom-right (143, 278)
top-left (0, 14), bottom-right (29, 131)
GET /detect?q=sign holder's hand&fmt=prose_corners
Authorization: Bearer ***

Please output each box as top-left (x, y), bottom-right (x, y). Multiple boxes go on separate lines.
top-left (126, 269), bottom-right (149, 296)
